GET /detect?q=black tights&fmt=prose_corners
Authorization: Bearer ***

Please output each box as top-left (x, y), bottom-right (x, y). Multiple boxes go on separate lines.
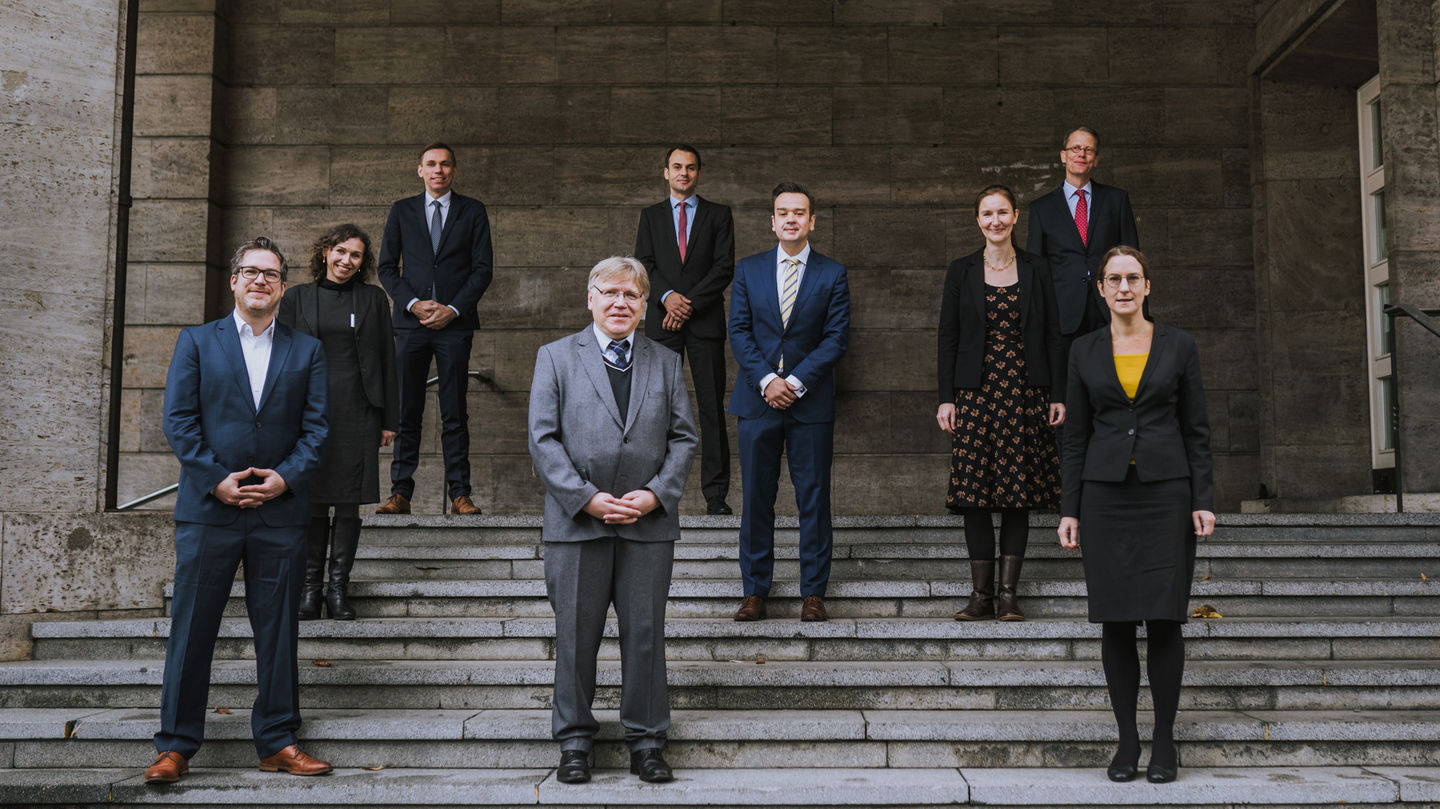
top-left (1101, 620), bottom-right (1185, 769)
top-left (960, 507), bottom-right (1029, 560)
top-left (310, 503), bottom-right (359, 521)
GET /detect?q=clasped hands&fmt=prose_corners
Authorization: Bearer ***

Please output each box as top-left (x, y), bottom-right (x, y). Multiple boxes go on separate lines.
top-left (661, 292), bottom-right (693, 332)
top-left (411, 299), bottom-right (457, 330)
top-left (764, 377), bottom-right (799, 410)
top-left (213, 467), bottom-right (288, 509)
top-left (1057, 510), bottom-right (1217, 550)
top-left (583, 489), bottom-right (659, 525)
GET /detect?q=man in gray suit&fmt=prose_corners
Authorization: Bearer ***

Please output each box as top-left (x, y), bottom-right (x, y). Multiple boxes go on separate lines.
top-left (527, 256), bottom-right (698, 784)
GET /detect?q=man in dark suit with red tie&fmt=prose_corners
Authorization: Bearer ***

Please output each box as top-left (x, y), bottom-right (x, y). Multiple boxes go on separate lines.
top-left (376, 142), bottom-right (494, 516)
top-left (634, 145), bottom-right (736, 515)
top-left (1027, 126), bottom-right (1140, 347)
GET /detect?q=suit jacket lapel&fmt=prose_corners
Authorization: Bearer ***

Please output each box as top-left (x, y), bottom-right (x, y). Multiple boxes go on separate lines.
top-left (788, 249), bottom-right (826, 331)
top-left (966, 256), bottom-right (985, 323)
top-left (682, 197), bottom-right (708, 268)
top-left (1132, 323), bottom-right (1166, 402)
top-left (256, 324), bottom-right (292, 415)
top-left (1017, 257), bottom-right (1034, 328)
top-left (575, 331), bottom-right (625, 430)
top-left (1085, 183), bottom-right (1104, 252)
top-left (435, 195), bottom-right (461, 254)
top-left (623, 337), bottom-right (651, 436)
top-left (217, 316), bottom-right (256, 413)
top-left (757, 247), bottom-right (783, 327)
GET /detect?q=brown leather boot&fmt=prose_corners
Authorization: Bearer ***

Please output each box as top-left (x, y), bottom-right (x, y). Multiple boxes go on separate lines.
top-left (997, 554), bottom-right (1025, 621)
top-left (955, 559), bottom-right (996, 621)
top-left (375, 493), bottom-right (410, 514)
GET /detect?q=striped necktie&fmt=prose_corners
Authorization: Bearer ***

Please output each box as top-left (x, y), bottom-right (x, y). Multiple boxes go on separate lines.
top-left (779, 257), bottom-right (800, 327)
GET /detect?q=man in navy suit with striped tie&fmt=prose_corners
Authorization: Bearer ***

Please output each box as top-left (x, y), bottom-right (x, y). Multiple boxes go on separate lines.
top-left (727, 182), bottom-right (850, 624)
top-left (376, 142), bottom-right (494, 516)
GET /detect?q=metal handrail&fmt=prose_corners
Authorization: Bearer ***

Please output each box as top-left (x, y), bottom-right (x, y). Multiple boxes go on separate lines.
top-left (115, 372), bottom-right (490, 511)
top-left (1380, 303), bottom-right (1440, 513)
top-left (116, 483), bottom-right (178, 511)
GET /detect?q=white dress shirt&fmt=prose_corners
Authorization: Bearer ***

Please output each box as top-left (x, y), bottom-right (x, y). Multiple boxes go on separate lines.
top-left (758, 243), bottom-right (811, 398)
top-left (408, 190), bottom-right (460, 317)
top-left (232, 309), bottom-right (275, 410)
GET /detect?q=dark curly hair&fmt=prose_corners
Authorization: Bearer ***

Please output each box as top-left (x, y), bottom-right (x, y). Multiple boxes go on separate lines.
top-left (307, 223), bottom-right (376, 284)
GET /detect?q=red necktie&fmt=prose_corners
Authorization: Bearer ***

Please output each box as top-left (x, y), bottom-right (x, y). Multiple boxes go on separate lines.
top-left (677, 201), bottom-right (688, 262)
top-left (1074, 189), bottom-right (1089, 246)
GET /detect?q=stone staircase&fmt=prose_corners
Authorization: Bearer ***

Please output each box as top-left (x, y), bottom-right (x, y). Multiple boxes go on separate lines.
top-left (0, 513), bottom-right (1438, 806)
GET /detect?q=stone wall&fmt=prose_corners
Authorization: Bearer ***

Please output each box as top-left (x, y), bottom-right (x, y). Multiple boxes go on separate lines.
top-left (114, 0), bottom-right (1262, 514)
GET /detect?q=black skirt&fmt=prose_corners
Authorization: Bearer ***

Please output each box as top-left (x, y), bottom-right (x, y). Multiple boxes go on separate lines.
top-left (1078, 466), bottom-right (1196, 623)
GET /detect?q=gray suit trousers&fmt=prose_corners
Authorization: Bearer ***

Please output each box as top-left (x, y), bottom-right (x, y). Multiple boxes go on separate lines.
top-left (544, 537), bottom-right (674, 752)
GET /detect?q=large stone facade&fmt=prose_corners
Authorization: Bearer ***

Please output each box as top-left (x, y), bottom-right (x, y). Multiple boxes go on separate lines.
top-left (119, 0), bottom-right (1264, 514)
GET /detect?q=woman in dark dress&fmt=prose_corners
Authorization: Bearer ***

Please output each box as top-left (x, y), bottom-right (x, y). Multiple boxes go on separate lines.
top-left (278, 224), bottom-right (398, 620)
top-left (936, 184), bottom-right (1066, 622)
top-left (1057, 245), bottom-right (1216, 784)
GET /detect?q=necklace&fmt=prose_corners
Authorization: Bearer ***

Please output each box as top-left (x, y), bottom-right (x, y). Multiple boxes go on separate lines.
top-left (984, 252), bottom-right (1015, 272)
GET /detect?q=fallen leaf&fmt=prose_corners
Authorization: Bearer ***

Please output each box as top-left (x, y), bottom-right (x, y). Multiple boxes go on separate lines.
top-left (1191, 604), bottom-right (1223, 619)
top-left (1199, 574), bottom-right (1211, 581)
top-left (312, 659), bottom-right (334, 667)
top-left (211, 706), bottom-right (232, 715)
top-left (363, 765), bottom-right (385, 771)
top-left (1422, 573), bottom-right (1429, 581)
top-left (755, 656), bottom-right (766, 665)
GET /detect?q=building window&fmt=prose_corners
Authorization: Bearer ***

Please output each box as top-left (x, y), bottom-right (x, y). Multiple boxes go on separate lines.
top-left (1357, 76), bottom-right (1393, 470)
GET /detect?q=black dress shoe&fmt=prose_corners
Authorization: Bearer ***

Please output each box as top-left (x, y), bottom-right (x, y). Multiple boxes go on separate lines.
top-left (629, 748), bottom-right (674, 783)
top-left (706, 498), bottom-right (732, 515)
top-left (556, 750), bottom-right (590, 784)
top-left (1146, 761), bottom-right (1178, 783)
top-left (1107, 744), bottom-right (1140, 782)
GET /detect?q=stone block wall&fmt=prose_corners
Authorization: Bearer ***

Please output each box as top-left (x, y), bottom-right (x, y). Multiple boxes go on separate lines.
top-left (114, 0), bottom-right (1263, 513)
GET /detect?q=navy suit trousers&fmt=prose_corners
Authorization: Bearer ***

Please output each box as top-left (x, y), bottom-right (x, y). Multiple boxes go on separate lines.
top-left (737, 410), bottom-right (834, 598)
top-left (155, 512), bottom-right (305, 758)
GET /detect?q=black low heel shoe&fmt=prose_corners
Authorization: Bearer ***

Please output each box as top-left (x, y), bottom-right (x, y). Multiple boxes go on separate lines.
top-left (1146, 750), bottom-right (1180, 783)
top-left (1107, 746), bottom-right (1140, 782)
top-left (556, 750), bottom-right (590, 784)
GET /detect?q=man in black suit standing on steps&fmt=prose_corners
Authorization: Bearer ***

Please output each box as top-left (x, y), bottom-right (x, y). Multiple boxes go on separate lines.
top-left (376, 142), bottom-right (494, 516)
top-left (634, 144), bottom-right (736, 515)
top-left (1027, 126), bottom-right (1140, 348)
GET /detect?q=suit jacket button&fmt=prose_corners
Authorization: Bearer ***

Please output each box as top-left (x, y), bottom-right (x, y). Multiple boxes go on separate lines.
top-left (1127, 428), bottom-right (1135, 435)
top-left (623, 437), bottom-right (630, 443)
top-left (255, 421), bottom-right (262, 429)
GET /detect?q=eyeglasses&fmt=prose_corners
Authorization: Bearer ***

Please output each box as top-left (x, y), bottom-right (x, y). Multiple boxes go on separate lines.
top-left (1102, 274), bottom-right (1145, 289)
top-left (591, 285), bottom-right (643, 303)
top-left (236, 267), bottom-right (284, 283)
top-left (1064, 146), bottom-right (1098, 156)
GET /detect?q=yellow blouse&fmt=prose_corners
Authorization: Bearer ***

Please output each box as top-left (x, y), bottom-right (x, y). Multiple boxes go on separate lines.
top-left (1114, 353), bottom-right (1148, 399)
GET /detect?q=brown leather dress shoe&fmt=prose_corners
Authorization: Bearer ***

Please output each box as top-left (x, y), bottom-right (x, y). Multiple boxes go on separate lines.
top-left (375, 493), bottom-right (410, 514)
top-left (451, 495), bottom-right (482, 515)
top-left (144, 751), bottom-right (188, 784)
top-left (801, 595), bottom-right (829, 622)
top-left (733, 595), bottom-right (766, 621)
top-left (258, 744), bottom-right (333, 776)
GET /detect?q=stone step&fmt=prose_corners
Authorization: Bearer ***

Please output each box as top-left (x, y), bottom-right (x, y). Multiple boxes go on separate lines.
top-left (1, 707), bottom-right (1436, 770)
top-left (0, 764), bottom-right (1434, 806)
top-left (1, 658), bottom-right (1437, 711)
top-left (360, 512), bottom-right (1440, 545)
top-left (164, 577), bottom-right (1440, 619)
top-left (27, 617), bottom-right (1440, 662)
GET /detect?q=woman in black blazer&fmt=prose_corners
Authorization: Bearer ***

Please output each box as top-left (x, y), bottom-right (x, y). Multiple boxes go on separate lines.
top-left (278, 224), bottom-right (399, 620)
top-left (1057, 245), bottom-right (1216, 784)
top-left (936, 184), bottom-right (1066, 622)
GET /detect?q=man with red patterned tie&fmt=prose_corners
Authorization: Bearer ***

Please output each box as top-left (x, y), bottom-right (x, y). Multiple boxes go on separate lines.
top-left (1026, 127), bottom-right (1140, 349)
top-left (634, 145), bottom-right (736, 516)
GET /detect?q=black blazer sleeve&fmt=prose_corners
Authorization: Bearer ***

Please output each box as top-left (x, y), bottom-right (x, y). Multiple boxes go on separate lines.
top-left (1174, 330), bottom-right (1213, 510)
top-left (1060, 337), bottom-right (1095, 518)
top-left (364, 283), bottom-right (400, 432)
top-left (448, 196), bottom-right (495, 318)
top-left (936, 257), bottom-right (967, 402)
top-left (684, 202), bottom-right (735, 315)
top-left (1029, 250), bottom-right (1067, 397)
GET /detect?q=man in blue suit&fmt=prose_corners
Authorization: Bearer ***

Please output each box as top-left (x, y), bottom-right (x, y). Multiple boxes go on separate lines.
top-left (728, 182), bottom-right (850, 623)
top-left (147, 237), bottom-right (332, 784)
top-left (376, 142), bottom-right (494, 516)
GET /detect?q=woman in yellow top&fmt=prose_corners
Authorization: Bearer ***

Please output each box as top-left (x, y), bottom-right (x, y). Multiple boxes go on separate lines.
top-left (1057, 246), bottom-right (1216, 784)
